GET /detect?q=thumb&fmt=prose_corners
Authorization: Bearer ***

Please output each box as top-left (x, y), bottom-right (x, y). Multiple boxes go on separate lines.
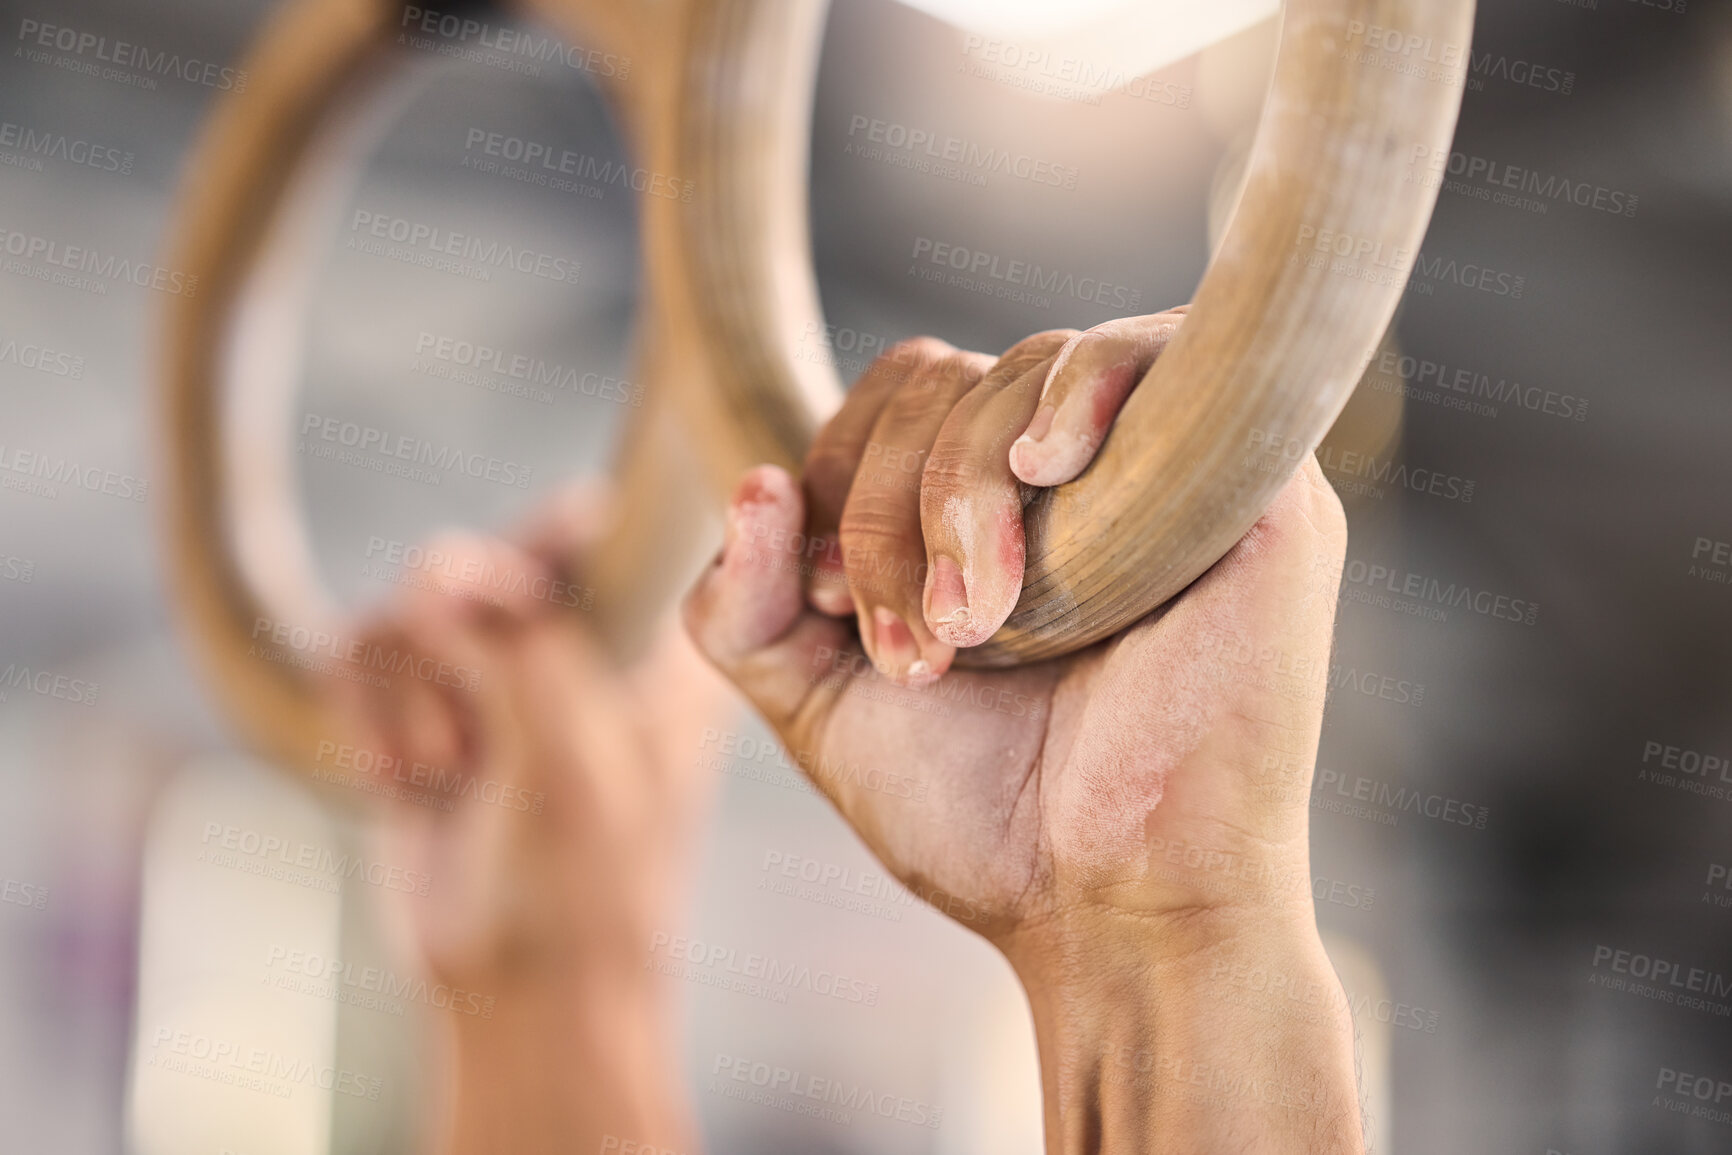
top-left (682, 465), bottom-right (853, 742)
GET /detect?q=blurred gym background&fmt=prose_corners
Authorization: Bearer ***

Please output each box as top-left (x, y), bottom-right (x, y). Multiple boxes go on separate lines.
top-left (1, 0), bottom-right (1729, 1152)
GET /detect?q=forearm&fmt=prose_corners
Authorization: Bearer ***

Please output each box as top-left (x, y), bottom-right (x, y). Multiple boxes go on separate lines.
top-left (1008, 909), bottom-right (1363, 1155)
top-left (440, 967), bottom-right (696, 1155)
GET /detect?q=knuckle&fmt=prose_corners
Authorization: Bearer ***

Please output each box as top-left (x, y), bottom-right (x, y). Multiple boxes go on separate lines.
top-left (1069, 324), bottom-right (1134, 361)
top-left (890, 353), bottom-right (990, 406)
top-left (869, 336), bottom-right (952, 387)
top-left (937, 350), bottom-right (994, 388)
top-left (876, 368), bottom-right (974, 430)
top-left (837, 503), bottom-right (922, 601)
top-left (882, 378), bottom-right (954, 423)
top-left (838, 497), bottom-right (910, 555)
top-left (919, 448), bottom-right (985, 496)
top-left (1000, 329), bottom-right (1077, 368)
top-left (886, 335), bottom-right (951, 364)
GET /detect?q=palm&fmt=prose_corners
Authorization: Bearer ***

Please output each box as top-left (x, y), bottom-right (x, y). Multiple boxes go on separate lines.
top-left (703, 461), bottom-right (1343, 941)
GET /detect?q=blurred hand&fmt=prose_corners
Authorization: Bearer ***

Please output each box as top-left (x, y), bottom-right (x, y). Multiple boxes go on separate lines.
top-left (327, 486), bottom-right (726, 1155)
top-left (329, 486), bottom-right (726, 993)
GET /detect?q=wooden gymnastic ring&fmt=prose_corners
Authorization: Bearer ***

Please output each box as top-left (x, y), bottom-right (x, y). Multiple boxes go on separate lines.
top-left (163, 0), bottom-right (1471, 771)
top-left (967, 0), bottom-right (1476, 664)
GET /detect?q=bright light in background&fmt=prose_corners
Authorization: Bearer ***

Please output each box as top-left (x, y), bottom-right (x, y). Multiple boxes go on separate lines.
top-left (897, 0), bottom-right (1281, 86)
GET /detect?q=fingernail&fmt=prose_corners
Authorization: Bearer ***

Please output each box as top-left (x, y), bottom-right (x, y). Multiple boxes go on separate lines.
top-left (925, 554), bottom-right (971, 642)
top-left (1021, 404), bottom-right (1056, 445)
top-left (870, 606), bottom-right (919, 675)
top-left (1011, 405), bottom-right (1058, 480)
top-left (809, 578), bottom-right (855, 616)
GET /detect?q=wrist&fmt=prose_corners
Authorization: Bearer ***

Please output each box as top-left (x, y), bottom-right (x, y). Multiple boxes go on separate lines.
top-left (1002, 904), bottom-right (1363, 1155)
top-left (440, 963), bottom-right (692, 1155)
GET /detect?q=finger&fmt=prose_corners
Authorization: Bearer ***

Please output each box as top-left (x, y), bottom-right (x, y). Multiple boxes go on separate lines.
top-left (803, 337), bottom-right (948, 615)
top-left (392, 660), bottom-right (466, 778)
top-left (1010, 306), bottom-right (1191, 487)
top-left (325, 623), bottom-right (412, 770)
top-left (397, 531), bottom-right (558, 626)
top-left (840, 347), bottom-right (993, 682)
top-left (511, 477), bottom-right (612, 572)
top-left (502, 608), bottom-right (649, 820)
top-left (683, 465), bottom-right (853, 746)
top-left (371, 610), bottom-right (527, 956)
top-left (383, 604), bottom-right (506, 783)
top-left (919, 331), bottom-right (1076, 647)
top-left (626, 615), bottom-right (734, 798)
